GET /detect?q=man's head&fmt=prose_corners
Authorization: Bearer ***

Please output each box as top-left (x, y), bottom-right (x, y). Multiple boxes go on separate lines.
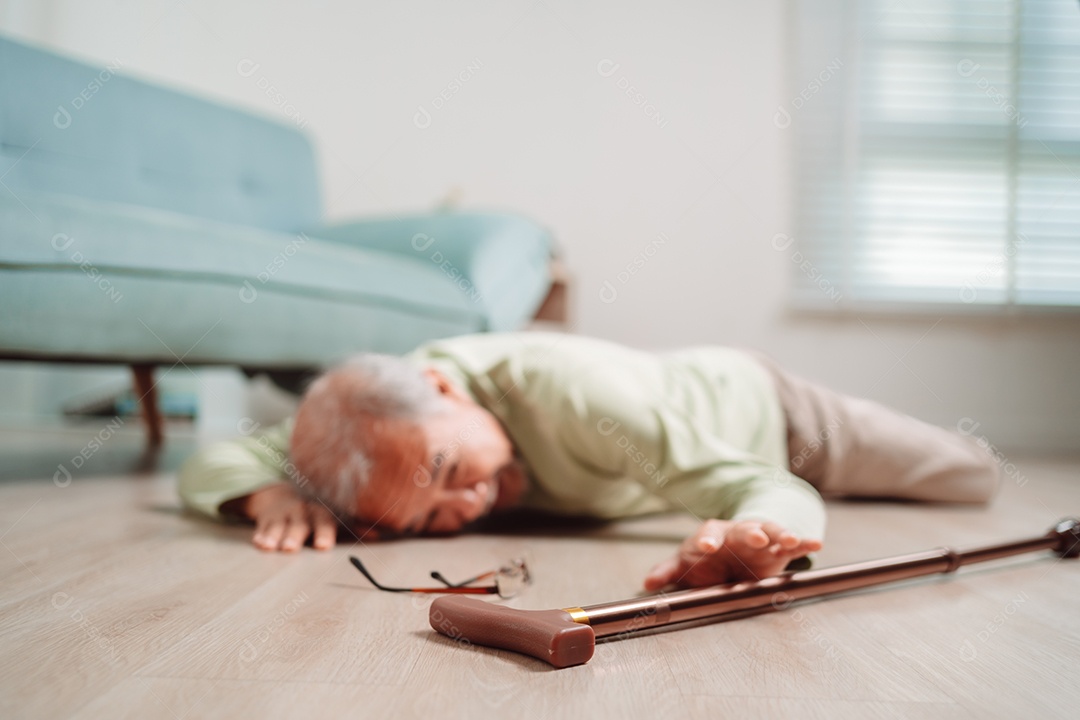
top-left (290, 354), bottom-right (528, 536)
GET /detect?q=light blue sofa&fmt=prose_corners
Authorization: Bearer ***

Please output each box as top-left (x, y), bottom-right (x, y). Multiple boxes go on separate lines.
top-left (0, 35), bottom-right (558, 443)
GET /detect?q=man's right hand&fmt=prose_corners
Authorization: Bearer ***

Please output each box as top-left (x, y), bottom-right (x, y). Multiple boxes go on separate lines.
top-left (226, 483), bottom-right (339, 552)
top-left (643, 518), bottom-right (821, 590)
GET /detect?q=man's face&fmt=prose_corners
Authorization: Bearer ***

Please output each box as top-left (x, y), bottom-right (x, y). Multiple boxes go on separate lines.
top-left (354, 372), bottom-right (527, 535)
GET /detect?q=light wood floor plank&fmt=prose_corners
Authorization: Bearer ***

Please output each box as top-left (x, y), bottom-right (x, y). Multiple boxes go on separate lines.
top-left (69, 677), bottom-right (405, 720)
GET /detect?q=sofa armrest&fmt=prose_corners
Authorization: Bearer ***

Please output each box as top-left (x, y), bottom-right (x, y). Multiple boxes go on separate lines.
top-left (306, 212), bottom-right (555, 332)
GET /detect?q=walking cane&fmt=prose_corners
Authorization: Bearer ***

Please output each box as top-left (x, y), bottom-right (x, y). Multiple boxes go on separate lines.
top-left (429, 518), bottom-right (1080, 668)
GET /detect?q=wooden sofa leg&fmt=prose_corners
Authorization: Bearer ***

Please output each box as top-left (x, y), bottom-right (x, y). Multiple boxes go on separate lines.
top-left (131, 364), bottom-right (164, 447)
top-left (532, 257), bottom-right (570, 326)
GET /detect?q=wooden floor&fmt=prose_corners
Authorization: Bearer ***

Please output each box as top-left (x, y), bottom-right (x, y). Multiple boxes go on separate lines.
top-left (2, 423), bottom-right (1079, 719)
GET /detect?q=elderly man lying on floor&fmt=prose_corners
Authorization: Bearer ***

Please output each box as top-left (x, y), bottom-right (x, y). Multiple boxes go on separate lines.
top-left (178, 332), bottom-right (999, 590)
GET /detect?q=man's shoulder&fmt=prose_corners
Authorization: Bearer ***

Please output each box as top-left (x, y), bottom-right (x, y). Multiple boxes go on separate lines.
top-left (411, 332), bottom-right (661, 409)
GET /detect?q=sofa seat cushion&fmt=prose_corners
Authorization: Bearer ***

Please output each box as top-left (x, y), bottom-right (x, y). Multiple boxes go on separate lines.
top-left (1, 192), bottom-right (547, 367)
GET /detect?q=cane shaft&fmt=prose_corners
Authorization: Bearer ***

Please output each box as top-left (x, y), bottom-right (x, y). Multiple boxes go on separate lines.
top-left (580, 535), bottom-right (1061, 637)
top-left (429, 519), bottom-right (1079, 668)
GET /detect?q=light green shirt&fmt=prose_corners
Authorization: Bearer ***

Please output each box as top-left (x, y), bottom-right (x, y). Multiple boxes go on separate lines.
top-left (178, 332), bottom-right (825, 541)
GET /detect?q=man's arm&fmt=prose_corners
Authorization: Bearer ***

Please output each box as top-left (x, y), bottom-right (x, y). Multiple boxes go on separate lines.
top-left (177, 419), bottom-right (338, 552)
top-left (177, 419), bottom-right (294, 519)
top-left (558, 400), bottom-right (826, 588)
top-left (638, 460), bottom-right (826, 589)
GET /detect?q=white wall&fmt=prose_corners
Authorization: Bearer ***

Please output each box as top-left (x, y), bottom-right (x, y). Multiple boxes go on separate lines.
top-left (2, 0), bottom-right (1077, 452)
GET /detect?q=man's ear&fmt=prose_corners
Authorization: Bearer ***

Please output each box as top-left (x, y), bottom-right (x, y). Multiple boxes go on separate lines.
top-left (421, 368), bottom-right (471, 402)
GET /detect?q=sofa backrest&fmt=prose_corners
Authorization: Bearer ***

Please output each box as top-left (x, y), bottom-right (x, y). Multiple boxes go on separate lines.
top-left (0, 35), bottom-right (321, 233)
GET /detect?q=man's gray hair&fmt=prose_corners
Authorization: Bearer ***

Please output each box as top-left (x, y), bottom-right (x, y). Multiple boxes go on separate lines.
top-left (289, 353), bottom-right (450, 515)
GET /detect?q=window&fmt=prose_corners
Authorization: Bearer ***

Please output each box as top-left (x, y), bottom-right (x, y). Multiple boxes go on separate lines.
top-left (789, 0), bottom-right (1080, 310)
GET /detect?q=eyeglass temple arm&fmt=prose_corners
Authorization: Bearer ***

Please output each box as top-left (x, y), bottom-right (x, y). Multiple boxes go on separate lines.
top-left (430, 569), bottom-right (497, 588)
top-left (350, 556), bottom-right (409, 592)
top-left (351, 556), bottom-right (499, 594)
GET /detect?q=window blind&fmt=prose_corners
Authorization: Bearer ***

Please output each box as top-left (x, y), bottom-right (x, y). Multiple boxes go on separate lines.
top-left (790, 0), bottom-right (1080, 310)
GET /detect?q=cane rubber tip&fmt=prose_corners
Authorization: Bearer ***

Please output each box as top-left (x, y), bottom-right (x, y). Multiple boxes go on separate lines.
top-left (429, 596), bottom-right (596, 668)
top-left (1052, 518), bottom-right (1080, 559)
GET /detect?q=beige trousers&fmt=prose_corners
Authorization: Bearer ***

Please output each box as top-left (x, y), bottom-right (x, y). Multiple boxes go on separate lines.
top-left (753, 354), bottom-right (1000, 504)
